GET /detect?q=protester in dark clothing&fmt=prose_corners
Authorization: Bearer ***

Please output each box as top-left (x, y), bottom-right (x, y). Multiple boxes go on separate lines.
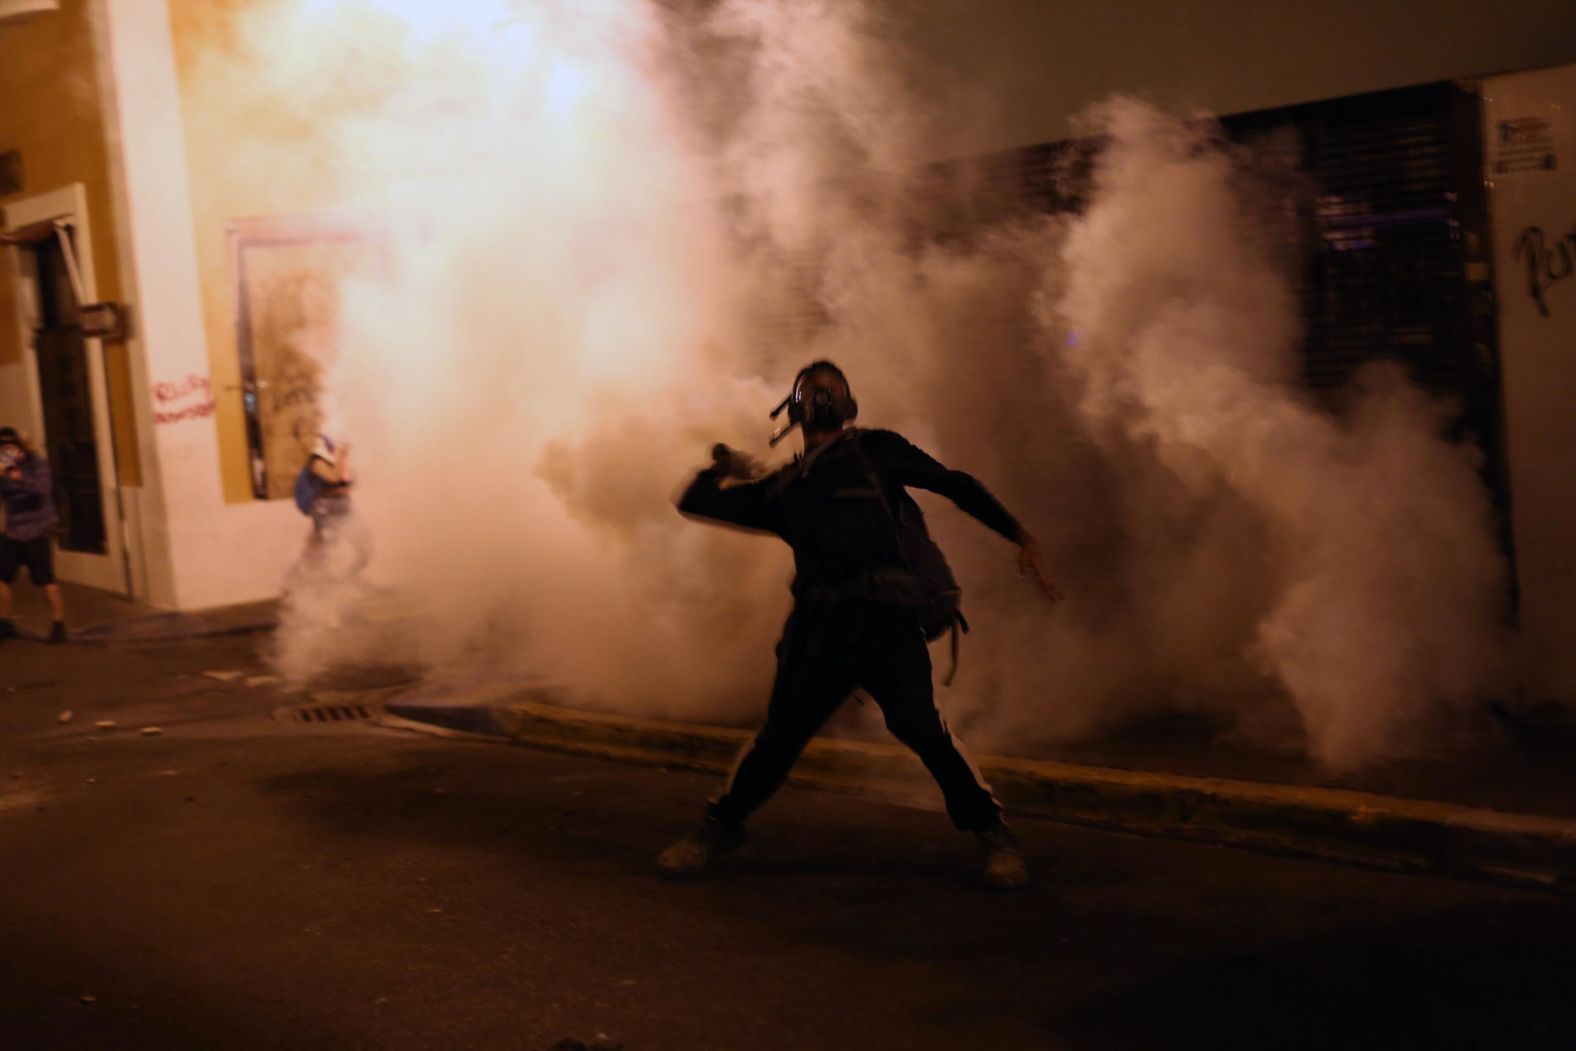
top-left (0, 426), bottom-right (66, 644)
top-left (656, 362), bottom-right (1061, 889)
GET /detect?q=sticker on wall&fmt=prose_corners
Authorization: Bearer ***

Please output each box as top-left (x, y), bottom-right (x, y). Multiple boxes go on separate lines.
top-left (1492, 116), bottom-right (1558, 175)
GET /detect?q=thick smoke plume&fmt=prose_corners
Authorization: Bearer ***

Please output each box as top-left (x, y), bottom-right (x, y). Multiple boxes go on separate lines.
top-left (197, 0), bottom-right (1510, 767)
top-left (1043, 103), bottom-right (1510, 767)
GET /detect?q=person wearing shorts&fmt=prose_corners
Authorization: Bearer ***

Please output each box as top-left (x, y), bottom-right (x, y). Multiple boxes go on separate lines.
top-left (0, 426), bottom-right (66, 644)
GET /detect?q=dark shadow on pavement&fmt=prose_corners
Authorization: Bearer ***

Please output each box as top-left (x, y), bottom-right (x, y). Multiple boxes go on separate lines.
top-left (1051, 904), bottom-right (1576, 1051)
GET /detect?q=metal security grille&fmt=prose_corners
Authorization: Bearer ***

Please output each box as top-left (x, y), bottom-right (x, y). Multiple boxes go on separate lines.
top-left (1220, 83), bottom-right (1510, 558)
top-left (913, 137), bottom-right (1096, 241)
top-left (930, 80), bottom-right (1503, 501)
top-left (909, 81), bottom-right (1495, 410)
top-left (1221, 82), bottom-right (1489, 399)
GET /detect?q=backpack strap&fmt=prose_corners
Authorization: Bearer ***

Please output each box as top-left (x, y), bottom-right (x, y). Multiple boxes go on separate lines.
top-left (845, 432), bottom-right (969, 687)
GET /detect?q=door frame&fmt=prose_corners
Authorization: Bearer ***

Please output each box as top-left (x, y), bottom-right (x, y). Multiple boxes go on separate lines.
top-left (227, 212), bottom-right (380, 500)
top-left (2, 182), bottom-right (130, 595)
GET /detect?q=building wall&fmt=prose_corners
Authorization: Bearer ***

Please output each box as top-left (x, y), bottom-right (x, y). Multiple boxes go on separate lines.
top-left (166, 0), bottom-right (352, 508)
top-left (0, 0), bottom-right (140, 478)
top-left (92, 0), bottom-right (306, 609)
top-left (893, 0), bottom-right (1576, 159)
top-left (3, 0), bottom-right (374, 610)
top-left (1482, 64), bottom-right (1576, 701)
top-left (31, 0), bottom-right (1576, 613)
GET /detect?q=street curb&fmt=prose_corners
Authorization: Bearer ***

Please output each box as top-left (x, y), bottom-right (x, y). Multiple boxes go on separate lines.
top-left (384, 697), bottom-right (1576, 895)
top-left (73, 619), bottom-right (277, 644)
top-left (71, 606), bottom-right (278, 644)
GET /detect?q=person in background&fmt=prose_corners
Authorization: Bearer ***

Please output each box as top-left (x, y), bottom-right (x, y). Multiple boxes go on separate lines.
top-left (0, 426), bottom-right (67, 644)
top-left (291, 431), bottom-right (370, 582)
top-left (301, 433), bottom-right (354, 540)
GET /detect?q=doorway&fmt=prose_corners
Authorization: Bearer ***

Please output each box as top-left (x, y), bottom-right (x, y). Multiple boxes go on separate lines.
top-left (229, 215), bottom-right (380, 500)
top-left (3, 184), bottom-right (129, 594)
top-left (27, 230), bottom-right (107, 553)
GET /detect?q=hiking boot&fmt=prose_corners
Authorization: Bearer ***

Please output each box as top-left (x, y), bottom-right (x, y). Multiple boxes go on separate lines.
top-left (47, 621), bottom-right (67, 645)
top-left (0, 618), bottom-right (15, 640)
top-left (655, 816), bottom-right (746, 880)
top-left (977, 824), bottom-right (1029, 891)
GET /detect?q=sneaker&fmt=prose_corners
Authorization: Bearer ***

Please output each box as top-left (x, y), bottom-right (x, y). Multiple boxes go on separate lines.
top-left (0, 618), bottom-right (15, 640)
top-left (656, 816), bottom-right (746, 880)
top-left (47, 621), bottom-right (67, 645)
top-left (977, 824), bottom-right (1029, 891)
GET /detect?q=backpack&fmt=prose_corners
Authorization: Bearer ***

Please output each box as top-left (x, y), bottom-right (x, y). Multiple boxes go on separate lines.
top-left (294, 435), bottom-right (340, 514)
top-left (846, 434), bottom-right (971, 681)
top-left (293, 461), bottom-right (325, 515)
top-left (874, 491), bottom-right (965, 643)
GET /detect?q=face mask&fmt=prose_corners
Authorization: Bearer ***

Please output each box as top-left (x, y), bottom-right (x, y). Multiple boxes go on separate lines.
top-left (792, 373), bottom-right (857, 425)
top-left (769, 364), bottom-right (859, 445)
top-left (801, 386), bottom-right (844, 428)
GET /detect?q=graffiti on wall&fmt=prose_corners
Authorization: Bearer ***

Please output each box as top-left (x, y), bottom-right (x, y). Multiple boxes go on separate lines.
top-left (153, 373), bottom-right (215, 425)
top-left (1512, 224), bottom-right (1576, 317)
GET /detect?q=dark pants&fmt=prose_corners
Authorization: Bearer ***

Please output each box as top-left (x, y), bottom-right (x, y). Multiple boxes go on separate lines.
top-left (709, 600), bottom-right (1001, 832)
top-left (0, 535), bottom-right (54, 586)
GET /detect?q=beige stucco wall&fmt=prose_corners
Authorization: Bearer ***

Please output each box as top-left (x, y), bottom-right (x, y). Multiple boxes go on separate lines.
top-left (167, 0), bottom-right (352, 505)
top-left (0, 0), bottom-right (140, 486)
top-left (1483, 64), bottom-right (1576, 702)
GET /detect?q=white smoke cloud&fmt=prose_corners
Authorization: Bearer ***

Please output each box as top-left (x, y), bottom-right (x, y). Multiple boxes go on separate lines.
top-left (1042, 101), bottom-right (1510, 767)
top-left (234, 0), bottom-right (792, 719)
top-left (201, 0), bottom-right (1512, 767)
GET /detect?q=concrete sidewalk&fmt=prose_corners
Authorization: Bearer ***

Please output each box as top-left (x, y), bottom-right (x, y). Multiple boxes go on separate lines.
top-left (385, 680), bottom-right (1576, 896)
top-left (6, 581), bottom-right (277, 643)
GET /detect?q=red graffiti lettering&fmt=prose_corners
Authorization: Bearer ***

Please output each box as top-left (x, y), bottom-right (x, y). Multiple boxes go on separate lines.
top-left (153, 373), bottom-right (218, 426)
top-left (153, 374), bottom-right (212, 404)
top-left (154, 399), bottom-right (216, 425)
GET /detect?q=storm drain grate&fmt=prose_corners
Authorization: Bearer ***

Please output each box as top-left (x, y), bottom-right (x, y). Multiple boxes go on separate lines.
top-left (294, 704), bottom-right (375, 723)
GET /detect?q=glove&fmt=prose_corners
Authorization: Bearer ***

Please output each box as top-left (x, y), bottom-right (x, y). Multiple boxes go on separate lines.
top-left (710, 443), bottom-right (762, 480)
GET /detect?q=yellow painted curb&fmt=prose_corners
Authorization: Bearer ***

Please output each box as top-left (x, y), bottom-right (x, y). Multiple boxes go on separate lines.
top-left (391, 697), bottom-right (1576, 894)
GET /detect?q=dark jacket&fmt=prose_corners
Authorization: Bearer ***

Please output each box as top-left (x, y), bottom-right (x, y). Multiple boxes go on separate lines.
top-left (678, 428), bottom-right (1020, 597)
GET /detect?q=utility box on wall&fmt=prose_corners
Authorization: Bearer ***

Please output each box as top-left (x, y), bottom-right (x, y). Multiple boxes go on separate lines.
top-left (1483, 64), bottom-right (1576, 701)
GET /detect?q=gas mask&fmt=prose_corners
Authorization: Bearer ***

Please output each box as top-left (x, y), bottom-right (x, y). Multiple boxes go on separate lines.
top-left (794, 383), bottom-right (856, 429)
top-left (769, 362), bottom-right (858, 445)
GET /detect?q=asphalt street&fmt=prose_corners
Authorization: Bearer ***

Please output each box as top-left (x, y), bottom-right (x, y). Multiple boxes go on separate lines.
top-left (2, 631), bottom-right (1575, 1049)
